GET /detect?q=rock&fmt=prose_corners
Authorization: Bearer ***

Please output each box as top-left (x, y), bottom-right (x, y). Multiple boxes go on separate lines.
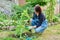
top-left (7, 26), bottom-right (16, 31)
top-left (1, 26), bottom-right (16, 31)
top-left (2, 26), bottom-right (7, 30)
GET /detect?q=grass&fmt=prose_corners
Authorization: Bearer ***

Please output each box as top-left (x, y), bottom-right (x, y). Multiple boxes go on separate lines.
top-left (38, 24), bottom-right (60, 40)
top-left (0, 24), bottom-right (60, 40)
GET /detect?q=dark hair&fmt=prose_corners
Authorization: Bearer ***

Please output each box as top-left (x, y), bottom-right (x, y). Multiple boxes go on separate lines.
top-left (35, 5), bottom-right (42, 14)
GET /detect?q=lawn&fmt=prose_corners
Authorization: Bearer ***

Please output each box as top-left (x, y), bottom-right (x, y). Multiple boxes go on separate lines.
top-left (0, 24), bottom-right (60, 40)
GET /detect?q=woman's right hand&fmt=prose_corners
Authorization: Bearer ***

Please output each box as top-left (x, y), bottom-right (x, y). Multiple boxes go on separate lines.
top-left (30, 19), bottom-right (32, 22)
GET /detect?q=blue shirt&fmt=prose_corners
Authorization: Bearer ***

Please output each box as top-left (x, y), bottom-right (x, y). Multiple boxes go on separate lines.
top-left (32, 12), bottom-right (46, 27)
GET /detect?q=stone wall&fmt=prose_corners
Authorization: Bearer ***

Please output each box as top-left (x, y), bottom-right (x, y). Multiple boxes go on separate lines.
top-left (0, 0), bottom-right (15, 16)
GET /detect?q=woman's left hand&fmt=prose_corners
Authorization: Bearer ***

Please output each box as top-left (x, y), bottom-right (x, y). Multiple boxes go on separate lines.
top-left (30, 26), bottom-right (36, 30)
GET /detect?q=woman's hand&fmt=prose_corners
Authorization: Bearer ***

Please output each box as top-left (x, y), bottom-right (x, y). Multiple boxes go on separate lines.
top-left (29, 26), bottom-right (36, 32)
top-left (30, 26), bottom-right (36, 30)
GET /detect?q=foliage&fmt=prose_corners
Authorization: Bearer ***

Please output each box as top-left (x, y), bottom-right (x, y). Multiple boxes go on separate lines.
top-left (11, 5), bottom-right (23, 20)
top-left (46, 0), bottom-right (56, 22)
top-left (53, 15), bottom-right (59, 22)
top-left (0, 11), bottom-right (10, 27)
top-left (15, 9), bottom-right (31, 39)
top-left (57, 13), bottom-right (60, 18)
top-left (0, 37), bottom-right (16, 40)
top-left (0, 12), bottom-right (8, 21)
top-left (11, 3), bottom-right (34, 20)
top-left (26, 0), bottom-right (50, 6)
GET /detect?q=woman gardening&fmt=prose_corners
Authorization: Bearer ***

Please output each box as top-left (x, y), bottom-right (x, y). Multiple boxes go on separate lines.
top-left (28, 5), bottom-right (48, 33)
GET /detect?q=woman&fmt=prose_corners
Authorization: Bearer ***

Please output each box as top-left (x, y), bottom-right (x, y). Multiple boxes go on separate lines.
top-left (29, 5), bottom-right (48, 33)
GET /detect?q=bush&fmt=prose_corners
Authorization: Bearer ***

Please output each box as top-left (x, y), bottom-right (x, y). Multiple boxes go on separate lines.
top-left (0, 12), bottom-right (8, 21)
top-left (26, 0), bottom-right (50, 6)
top-left (53, 16), bottom-right (59, 22)
top-left (57, 14), bottom-right (60, 18)
top-left (11, 4), bottom-right (34, 20)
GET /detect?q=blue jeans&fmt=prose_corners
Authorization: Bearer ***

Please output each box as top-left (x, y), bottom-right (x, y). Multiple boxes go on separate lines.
top-left (31, 19), bottom-right (48, 33)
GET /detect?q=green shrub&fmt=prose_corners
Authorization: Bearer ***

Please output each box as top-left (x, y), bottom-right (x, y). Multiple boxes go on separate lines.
top-left (26, 0), bottom-right (50, 6)
top-left (15, 10), bottom-right (31, 39)
top-left (0, 12), bottom-right (7, 21)
top-left (53, 16), bottom-right (59, 22)
top-left (57, 14), bottom-right (60, 18)
top-left (11, 4), bottom-right (33, 20)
